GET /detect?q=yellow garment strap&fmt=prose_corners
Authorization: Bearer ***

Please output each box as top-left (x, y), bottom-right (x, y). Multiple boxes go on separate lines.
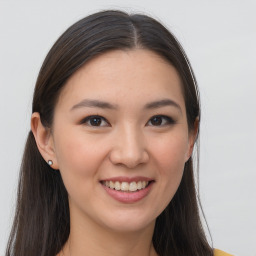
top-left (214, 249), bottom-right (234, 256)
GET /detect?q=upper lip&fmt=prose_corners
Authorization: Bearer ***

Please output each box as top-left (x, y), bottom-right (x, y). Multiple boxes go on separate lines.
top-left (100, 176), bottom-right (154, 183)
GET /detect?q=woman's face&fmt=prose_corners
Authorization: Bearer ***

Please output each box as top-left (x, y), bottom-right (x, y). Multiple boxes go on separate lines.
top-left (51, 49), bottom-right (195, 233)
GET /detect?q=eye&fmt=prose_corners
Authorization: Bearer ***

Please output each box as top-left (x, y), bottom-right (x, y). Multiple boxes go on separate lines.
top-left (147, 115), bottom-right (175, 126)
top-left (80, 115), bottom-right (110, 127)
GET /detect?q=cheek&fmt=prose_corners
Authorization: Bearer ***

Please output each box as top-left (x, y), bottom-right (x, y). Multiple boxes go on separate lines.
top-left (54, 130), bottom-right (107, 182)
top-left (151, 133), bottom-right (188, 197)
top-left (152, 133), bottom-right (189, 170)
top-left (53, 131), bottom-right (110, 209)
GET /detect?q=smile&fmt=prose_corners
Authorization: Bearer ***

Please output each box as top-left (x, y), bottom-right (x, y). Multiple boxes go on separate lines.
top-left (102, 180), bottom-right (149, 192)
top-left (100, 177), bottom-right (154, 203)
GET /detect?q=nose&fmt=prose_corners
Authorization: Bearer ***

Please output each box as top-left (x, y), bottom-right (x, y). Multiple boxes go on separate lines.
top-left (109, 125), bottom-right (149, 169)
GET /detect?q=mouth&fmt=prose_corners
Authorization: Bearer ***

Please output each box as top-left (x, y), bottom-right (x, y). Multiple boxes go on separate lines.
top-left (101, 180), bottom-right (152, 192)
top-left (100, 177), bottom-right (154, 203)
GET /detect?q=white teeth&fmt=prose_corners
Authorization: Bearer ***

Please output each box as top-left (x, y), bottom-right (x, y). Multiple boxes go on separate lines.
top-left (121, 182), bottom-right (129, 191)
top-left (103, 180), bottom-right (150, 192)
top-left (114, 181), bottom-right (121, 190)
top-left (109, 181), bottom-right (115, 189)
top-left (137, 181), bottom-right (142, 190)
top-left (129, 181), bottom-right (137, 192)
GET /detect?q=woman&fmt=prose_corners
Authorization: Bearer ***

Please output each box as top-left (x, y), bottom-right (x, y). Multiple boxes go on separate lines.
top-left (5, 10), bottom-right (232, 256)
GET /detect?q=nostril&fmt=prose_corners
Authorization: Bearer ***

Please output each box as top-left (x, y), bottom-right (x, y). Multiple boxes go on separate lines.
top-left (109, 148), bottom-right (149, 168)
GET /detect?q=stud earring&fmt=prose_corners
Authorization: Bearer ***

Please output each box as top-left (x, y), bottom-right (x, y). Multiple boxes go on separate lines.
top-left (48, 160), bottom-right (53, 166)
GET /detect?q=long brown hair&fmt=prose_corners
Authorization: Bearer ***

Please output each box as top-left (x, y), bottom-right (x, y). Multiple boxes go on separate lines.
top-left (6, 10), bottom-right (213, 256)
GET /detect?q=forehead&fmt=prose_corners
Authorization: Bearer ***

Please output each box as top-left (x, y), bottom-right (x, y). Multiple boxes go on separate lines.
top-left (56, 49), bottom-right (185, 111)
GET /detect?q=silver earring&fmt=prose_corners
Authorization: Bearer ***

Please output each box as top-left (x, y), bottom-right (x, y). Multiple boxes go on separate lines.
top-left (48, 160), bottom-right (53, 166)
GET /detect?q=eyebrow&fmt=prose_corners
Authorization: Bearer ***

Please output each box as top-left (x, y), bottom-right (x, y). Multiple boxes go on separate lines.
top-left (143, 99), bottom-right (181, 112)
top-left (70, 98), bottom-right (182, 112)
top-left (70, 99), bottom-right (118, 111)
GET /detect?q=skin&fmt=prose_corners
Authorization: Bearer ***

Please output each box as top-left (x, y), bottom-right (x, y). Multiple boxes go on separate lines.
top-left (31, 49), bottom-right (197, 256)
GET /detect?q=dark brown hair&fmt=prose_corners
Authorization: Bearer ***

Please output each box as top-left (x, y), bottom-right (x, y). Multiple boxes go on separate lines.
top-left (6, 10), bottom-right (213, 256)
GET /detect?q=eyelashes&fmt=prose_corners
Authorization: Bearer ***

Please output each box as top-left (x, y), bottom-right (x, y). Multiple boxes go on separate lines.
top-left (80, 115), bottom-right (110, 127)
top-left (80, 115), bottom-right (176, 127)
top-left (147, 115), bottom-right (175, 126)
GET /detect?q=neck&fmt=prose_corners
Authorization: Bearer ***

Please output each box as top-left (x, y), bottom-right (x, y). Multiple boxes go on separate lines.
top-left (60, 209), bottom-right (158, 256)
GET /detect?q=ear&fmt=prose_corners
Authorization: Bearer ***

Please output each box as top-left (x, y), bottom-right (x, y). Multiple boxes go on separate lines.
top-left (186, 117), bottom-right (199, 161)
top-left (31, 112), bottom-right (59, 169)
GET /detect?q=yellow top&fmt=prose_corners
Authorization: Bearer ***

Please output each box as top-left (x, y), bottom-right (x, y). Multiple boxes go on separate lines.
top-left (214, 249), bottom-right (234, 256)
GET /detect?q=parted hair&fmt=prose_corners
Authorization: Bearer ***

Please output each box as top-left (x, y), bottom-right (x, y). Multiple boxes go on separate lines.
top-left (6, 10), bottom-right (213, 256)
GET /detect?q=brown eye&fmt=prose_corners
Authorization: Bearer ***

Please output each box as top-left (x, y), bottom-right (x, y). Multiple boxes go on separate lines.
top-left (147, 115), bottom-right (175, 126)
top-left (89, 117), bottom-right (102, 126)
top-left (81, 115), bottom-right (109, 127)
top-left (151, 116), bottom-right (163, 126)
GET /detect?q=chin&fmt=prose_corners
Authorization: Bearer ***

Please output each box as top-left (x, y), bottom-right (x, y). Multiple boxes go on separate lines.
top-left (98, 210), bottom-right (157, 234)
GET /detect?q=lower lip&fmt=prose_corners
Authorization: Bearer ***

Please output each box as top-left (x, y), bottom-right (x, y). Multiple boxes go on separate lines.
top-left (101, 182), bottom-right (154, 203)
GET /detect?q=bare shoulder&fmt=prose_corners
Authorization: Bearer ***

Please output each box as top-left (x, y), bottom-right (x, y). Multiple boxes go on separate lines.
top-left (214, 249), bottom-right (234, 256)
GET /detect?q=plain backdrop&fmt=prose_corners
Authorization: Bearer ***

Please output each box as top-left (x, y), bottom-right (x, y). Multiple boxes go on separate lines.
top-left (0, 1), bottom-right (255, 256)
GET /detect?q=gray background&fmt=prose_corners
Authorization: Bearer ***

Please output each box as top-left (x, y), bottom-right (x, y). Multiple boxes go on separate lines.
top-left (0, 1), bottom-right (255, 255)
